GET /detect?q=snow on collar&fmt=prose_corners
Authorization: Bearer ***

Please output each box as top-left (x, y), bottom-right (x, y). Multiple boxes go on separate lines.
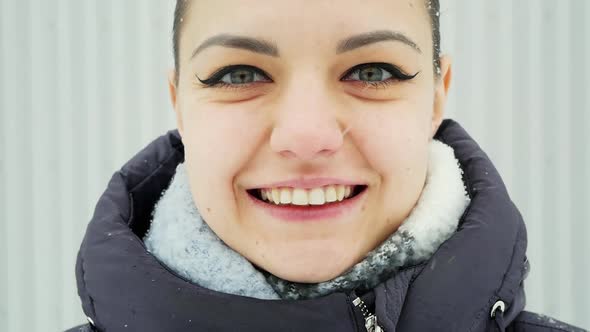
top-left (143, 139), bottom-right (469, 300)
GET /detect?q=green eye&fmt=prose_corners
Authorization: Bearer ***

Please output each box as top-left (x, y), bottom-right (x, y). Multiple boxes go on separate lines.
top-left (224, 69), bottom-right (257, 84)
top-left (356, 66), bottom-right (393, 82)
top-left (341, 62), bottom-right (419, 89)
top-left (196, 65), bottom-right (271, 89)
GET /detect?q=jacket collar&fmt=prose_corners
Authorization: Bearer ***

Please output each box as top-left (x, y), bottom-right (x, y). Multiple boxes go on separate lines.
top-left (392, 120), bottom-right (528, 331)
top-left (142, 139), bottom-right (470, 302)
top-left (75, 119), bottom-right (528, 331)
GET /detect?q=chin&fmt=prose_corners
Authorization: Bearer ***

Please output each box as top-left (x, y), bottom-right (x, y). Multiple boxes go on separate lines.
top-left (263, 255), bottom-right (355, 283)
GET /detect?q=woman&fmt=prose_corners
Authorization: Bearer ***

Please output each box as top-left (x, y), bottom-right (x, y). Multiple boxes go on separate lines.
top-left (67, 0), bottom-right (585, 331)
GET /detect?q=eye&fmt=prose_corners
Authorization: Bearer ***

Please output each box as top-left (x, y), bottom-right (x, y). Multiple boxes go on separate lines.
top-left (340, 62), bottom-right (419, 89)
top-left (195, 62), bottom-right (419, 91)
top-left (195, 65), bottom-right (272, 90)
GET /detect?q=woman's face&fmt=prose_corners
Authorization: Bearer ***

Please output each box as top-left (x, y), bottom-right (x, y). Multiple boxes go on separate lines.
top-left (168, 0), bottom-right (452, 283)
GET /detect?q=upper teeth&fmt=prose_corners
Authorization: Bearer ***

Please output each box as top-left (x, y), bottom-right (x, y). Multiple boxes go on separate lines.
top-left (259, 185), bottom-right (355, 206)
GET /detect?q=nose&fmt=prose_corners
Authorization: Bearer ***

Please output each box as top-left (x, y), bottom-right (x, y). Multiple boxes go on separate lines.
top-left (270, 85), bottom-right (345, 161)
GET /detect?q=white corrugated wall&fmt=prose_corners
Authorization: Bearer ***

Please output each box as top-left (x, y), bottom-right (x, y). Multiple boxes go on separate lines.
top-left (0, 0), bottom-right (588, 330)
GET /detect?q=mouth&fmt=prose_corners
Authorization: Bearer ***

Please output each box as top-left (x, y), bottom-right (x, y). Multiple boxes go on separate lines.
top-left (247, 185), bottom-right (367, 205)
top-left (246, 185), bottom-right (368, 222)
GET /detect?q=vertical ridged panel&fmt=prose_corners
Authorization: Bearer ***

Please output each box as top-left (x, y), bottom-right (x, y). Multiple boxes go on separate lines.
top-left (3, 1), bottom-right (34, 332)
top-left (440, 1), bottom-right (589, 328)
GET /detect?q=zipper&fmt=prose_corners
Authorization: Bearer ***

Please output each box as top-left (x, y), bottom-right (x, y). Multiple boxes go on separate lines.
top-left (349, 291), bottom-right (385, 332)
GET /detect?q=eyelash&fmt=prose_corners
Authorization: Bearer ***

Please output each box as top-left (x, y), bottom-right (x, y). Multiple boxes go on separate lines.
top-left (194, 63), bottom-right (419, 91)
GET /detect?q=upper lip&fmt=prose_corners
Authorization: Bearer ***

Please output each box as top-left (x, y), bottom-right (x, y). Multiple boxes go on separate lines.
top-left (250, 177), bottom-right (366, 190)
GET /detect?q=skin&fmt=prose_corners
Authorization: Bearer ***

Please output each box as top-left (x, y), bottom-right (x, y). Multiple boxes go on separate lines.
top-left (167, 0), bottom-right (452, 283)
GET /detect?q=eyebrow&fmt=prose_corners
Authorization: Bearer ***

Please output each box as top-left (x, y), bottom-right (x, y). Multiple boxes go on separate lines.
top-left (190, 29), bottom-right (422, 59)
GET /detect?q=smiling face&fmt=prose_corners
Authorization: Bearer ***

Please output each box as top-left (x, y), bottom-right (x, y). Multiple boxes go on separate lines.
top-left (168, 0), bottom-right (452, 283)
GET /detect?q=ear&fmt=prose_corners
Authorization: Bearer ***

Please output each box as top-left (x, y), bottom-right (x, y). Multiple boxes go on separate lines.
top-left (431, 54), bottom-right (452, 137)
top-left (168, 68), bottom-right (184, 138)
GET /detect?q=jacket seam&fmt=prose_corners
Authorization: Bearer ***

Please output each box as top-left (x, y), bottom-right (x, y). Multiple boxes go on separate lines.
top-left (119, 140), bottom-right (205, 287)
top-left (514, 320), bottom-right (577, 332)
top-left (122, 131), bottom-right (184, 194)
top-left (79, 250), bottom-right (97, 328)
top-left (81, 135), bottom-right (181, 330)
top-left (467, 207), bottom-right (525, 332)
top-left (126, 149), bottom-right (181, 194)
top-left (435, 123), bottom-right (520, 332)
top-left (434, 130), bottom-right (475, 201)
top-left (124, 143), bottom-right (181, 230)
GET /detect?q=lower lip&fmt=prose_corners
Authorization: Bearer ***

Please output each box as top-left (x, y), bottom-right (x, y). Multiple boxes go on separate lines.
top-left (246, 188), bottom-right (367, 222)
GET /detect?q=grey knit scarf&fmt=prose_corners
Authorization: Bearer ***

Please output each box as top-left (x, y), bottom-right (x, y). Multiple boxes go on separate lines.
top-left (143, 139), bottom-right (469, 300)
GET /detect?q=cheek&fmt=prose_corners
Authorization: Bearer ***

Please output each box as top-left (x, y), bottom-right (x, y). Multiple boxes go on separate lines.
top-left (179, 102), bottom-right (266, 209)
top-left (182, 99), bottom-right (265, 166)
top-left (352, 100), bottom-right (432, 174)
top-left (352, 103), bottom-right (430, 217)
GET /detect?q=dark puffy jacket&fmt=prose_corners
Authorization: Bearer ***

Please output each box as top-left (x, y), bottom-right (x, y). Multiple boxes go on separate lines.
top-left (65, 119), bottom-right (587, 332)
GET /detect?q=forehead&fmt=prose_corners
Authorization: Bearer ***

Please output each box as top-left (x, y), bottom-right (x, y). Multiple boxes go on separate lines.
top-left (181, 0), bottom-right (431, 58)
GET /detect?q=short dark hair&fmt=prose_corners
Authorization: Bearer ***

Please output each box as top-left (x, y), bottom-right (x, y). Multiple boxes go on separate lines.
top-left (172, 0), bottom-right (191, 86)
top-left (172, 0), bottom-right (441, 85)
top-left (426, 0), bottom-right (442, 75)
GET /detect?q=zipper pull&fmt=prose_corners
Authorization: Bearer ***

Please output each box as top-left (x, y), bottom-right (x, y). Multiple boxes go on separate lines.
top-left (352, 296), bottom-right (384, 332)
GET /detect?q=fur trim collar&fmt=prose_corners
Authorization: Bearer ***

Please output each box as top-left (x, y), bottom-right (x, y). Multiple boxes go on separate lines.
top-left (144, 139), bottom-right (469, 300)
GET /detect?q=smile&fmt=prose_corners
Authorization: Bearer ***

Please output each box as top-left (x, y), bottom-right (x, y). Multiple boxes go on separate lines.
top-left (246, 185), bottom-right (368, 222)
